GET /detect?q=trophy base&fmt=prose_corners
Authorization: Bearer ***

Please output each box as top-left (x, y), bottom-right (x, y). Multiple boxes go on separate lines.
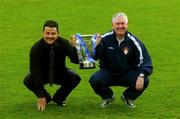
top-left (79, 62), bottom-right (96, 69)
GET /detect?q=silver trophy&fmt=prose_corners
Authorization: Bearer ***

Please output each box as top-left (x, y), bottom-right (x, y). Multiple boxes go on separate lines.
top-left (75, 34), bottom-right (96, 69)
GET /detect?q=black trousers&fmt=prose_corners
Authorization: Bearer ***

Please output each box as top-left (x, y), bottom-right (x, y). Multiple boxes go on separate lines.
top-left (89, 69), bottom-right (149, 100)
top-left (23, 70), bottom-right (81, 102)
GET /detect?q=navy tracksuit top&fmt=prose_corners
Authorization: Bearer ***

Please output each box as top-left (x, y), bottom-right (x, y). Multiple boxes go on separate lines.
top-left (94, 31), bottom-right (153, 77)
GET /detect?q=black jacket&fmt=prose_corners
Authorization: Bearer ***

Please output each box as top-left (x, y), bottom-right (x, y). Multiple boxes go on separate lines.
top-left (30, 37), bottom-right (78, 96)
top-left (95, 31), bottom-right (153, 77)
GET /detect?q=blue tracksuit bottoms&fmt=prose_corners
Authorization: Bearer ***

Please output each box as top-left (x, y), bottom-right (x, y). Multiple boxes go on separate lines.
top-left (89, 69), bottom-right (149, 100)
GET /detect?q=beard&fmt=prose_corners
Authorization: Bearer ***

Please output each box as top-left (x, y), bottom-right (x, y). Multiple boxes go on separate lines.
top-left (44, 38), bottom-right (57, 45)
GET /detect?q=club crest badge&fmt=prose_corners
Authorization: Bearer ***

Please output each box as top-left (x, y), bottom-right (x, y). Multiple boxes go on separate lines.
top-left (123, 47), bottom-right (129, 55)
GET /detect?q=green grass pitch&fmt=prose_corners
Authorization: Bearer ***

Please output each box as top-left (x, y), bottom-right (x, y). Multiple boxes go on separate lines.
top-left (0, 0), bottom-right (180, 118)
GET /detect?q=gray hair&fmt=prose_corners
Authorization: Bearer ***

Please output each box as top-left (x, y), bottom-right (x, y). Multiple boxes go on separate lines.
top-left (112, 12), bottom-right (128, 23)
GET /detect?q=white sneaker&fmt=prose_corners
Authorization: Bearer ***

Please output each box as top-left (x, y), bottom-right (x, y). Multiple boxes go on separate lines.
top-left (100, 96), bottom-right (115, 108)
top-left (121, 95), bottom-right (136, 108)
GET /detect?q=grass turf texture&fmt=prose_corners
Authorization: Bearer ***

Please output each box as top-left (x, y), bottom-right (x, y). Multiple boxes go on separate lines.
top-left (0, 0), bottom-right (180, 118)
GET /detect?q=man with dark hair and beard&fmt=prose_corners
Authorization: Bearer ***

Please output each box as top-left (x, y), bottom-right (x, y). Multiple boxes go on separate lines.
top-left (24, 20), bottom-right (81, 111)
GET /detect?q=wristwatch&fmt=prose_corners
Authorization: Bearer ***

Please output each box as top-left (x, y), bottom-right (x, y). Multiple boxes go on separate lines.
top-left (139, 73), bottom-right (145, 78)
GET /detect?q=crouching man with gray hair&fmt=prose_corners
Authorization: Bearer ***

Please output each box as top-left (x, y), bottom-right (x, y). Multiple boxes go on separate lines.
top-left (89, 12), bottom-right (153, 108)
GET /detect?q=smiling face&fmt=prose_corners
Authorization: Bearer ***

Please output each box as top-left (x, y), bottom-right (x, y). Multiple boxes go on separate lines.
top-left (43, 26), bottom-right (59, 45)
top-left (112, 13), bottom-right (128, 39)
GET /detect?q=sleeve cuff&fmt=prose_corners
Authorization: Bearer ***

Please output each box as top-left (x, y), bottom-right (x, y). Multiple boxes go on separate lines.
top-left (35, 89), bottom-right (46, 98)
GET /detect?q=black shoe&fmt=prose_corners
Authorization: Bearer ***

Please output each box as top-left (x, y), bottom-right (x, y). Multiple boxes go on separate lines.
top-left (100, 96), bottom-right (115, 108)
top-left (121, 95), bottom-right (136, 108)
top-left (58, 101), bottom-right (66, 107)
top-left (52, 97), bottom-right (66, 107)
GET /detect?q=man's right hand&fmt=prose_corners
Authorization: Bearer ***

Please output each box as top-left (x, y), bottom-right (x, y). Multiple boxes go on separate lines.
top-left (70, 35), bottom-right (77, 47)
top-left (37, 97), bottom-right (46, 111)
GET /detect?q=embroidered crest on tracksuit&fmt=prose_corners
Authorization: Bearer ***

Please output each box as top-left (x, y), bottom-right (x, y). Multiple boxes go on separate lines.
top-left (123, 47), bottom-right (129, 55)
